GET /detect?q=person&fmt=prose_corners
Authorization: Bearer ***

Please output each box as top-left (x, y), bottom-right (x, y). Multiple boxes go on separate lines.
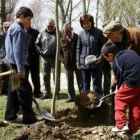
top-left (25, 24), bottom-right (42, 98)
top-left (4, 6), bottom-right (37, 126)
top-left (103, 20), bottom-right (140, 90)
top-left (35, 18), bottom-right (61, 100)
top-left (76, 14), bottom-right (106, 95)
top-left (101, 42), bottom-right (140, 140)
top-left (60, 23), bottom-right (83, 102)
top-left (0, 21), bottom-right (11, 58)
top-left (0, 21), bottom-right (11, 96)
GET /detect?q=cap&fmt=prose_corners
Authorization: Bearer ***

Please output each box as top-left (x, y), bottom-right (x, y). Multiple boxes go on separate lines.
top-left (3, 21), bottom-right (12, 28)
top-left (103, 20), bottom-right (124, 34)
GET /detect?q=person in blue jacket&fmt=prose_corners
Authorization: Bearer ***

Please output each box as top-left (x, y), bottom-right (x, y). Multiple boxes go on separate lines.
top-left (101, 42), bottom-right (140, 139)
top-left (76, 14), bottom-right (106, 95)
top-left (4, 6), bottom-right (37, 126)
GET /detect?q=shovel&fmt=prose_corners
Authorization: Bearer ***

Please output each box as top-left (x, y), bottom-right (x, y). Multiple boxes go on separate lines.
top-left (0, 59), bottom-right (20, 91)
top-left (32, 97), bottom-right (56, 121)
top-left (95, 92), bottom-right (115, 107)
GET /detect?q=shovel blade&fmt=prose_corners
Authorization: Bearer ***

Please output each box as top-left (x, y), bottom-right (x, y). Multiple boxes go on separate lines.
top-left (35, 107), bottom-right (56, 121)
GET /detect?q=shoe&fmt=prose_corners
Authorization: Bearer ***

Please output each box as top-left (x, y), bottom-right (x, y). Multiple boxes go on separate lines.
top-left (41, 94), bottom-right (51, 100)
top-left (56, 94), bottom-right (61, 100)
top-left (130, 134), bottom-right (135, 140)
top-left (112, 124), bottom-right (129, 132)
top-left (23, 121), bottom-right (38, 127)
top-left (4, 115), bottom-right (23, 124)
top-left (118, 131), bottom-right (126, 136)
top-left (34, 94), bottom-right (42, 99)
top-left (66, 99), bottom-right (75, 103)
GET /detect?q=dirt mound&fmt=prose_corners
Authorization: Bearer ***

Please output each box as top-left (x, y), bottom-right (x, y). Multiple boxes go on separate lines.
top-left (13, 108), bottom-right (130, 140)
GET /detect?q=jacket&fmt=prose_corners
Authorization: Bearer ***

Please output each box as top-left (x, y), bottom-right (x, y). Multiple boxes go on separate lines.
top-left (27, 28), bottom-right (39, 64)
top-left (60, 33), bottom-right (78, 69)
top-left (35, 29), bottom-right (57, 57)
top-left (115, 28), bottom-right (140, 56)
top-left (76, 26), bottom-right (106, 69)
top-left (112, 50), bottom-right (140, 89)
top-left (5, 21), bottom-right (29, 72)
top-left (0, 32), bottom-right (6, 58)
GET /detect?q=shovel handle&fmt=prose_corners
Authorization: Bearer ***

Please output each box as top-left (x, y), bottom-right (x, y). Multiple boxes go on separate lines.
top-left (0, 70), bottom-right (14, 77)
top-left (100, 92), bottom-right (115, 101)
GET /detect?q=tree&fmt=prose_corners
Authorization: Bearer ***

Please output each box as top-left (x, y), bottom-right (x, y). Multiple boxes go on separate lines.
top-left (51, 0), bottom-right (61, 116)
top-left (0, 0), bottom-right (18, 30)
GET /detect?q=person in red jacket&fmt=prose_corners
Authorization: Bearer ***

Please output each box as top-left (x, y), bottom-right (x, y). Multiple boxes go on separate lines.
top-left (101, 42), bottom-right (140, 139)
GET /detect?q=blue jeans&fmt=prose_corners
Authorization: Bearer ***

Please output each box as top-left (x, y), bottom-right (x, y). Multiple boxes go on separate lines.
top-left (82, 68), bottom-right (102, 95)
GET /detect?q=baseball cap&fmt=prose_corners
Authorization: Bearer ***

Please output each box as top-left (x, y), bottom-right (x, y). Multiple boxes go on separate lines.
top-left (3, 21), bottom-right (12, 28)
top-left (103, 20), bottom-right (124, 34)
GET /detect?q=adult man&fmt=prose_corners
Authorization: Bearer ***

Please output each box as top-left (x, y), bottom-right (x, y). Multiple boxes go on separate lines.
top-left (103, 20), bottom-right (140, 89)
top-left (4, 7), bottom-right (37, 126)
top-left (60, 23), bottom-right (83, 102)
top-left (25, 24), bottom-right (41, 98)
top-left (101, 42), bottom-right (140, 140)
top-left (35, 18), bottom-right (61, 99)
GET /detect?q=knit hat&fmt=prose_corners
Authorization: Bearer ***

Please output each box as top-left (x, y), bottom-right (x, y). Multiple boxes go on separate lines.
top-left (3, 21), bottom-right (12, 28)
top-left (103, 20), bottom-right (124, 34)
top-left (101, 42), bottom-right (119, 55)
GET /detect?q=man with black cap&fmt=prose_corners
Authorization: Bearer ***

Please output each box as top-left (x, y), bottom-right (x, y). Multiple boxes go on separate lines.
top-left (101, 42), bottom-right (140, 140)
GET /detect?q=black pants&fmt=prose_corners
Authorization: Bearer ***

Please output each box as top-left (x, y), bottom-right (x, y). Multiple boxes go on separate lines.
top-left (4, 64), bottom-right (37, 124)
top-left (65, 68), bottom-right (83, 99)
top-left (102, 60), bottom-right (111, 95)
top-left (28, 55), bottom-right (41, 96)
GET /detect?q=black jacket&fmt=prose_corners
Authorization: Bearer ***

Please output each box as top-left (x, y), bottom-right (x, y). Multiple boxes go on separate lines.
top-left (35, 29), bottom-right (59, 57)
top-left (60, 33), bottom-right (78, 69)
top-left (76, 26), bottom-right (106, 69)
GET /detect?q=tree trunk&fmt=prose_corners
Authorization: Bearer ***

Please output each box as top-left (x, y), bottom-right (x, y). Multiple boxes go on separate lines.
top-left (51, 0), bottom-right (61, 116)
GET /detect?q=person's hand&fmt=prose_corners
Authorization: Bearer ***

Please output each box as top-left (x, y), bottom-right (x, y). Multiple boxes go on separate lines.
top-left (95, 58), bottom-right (102, 64)
top-left (77, 64), bottom-right (81, 69)
top-left (110, 76), bottom-right (117, 92)
top-left (18, 72), bottom-right (25, 78)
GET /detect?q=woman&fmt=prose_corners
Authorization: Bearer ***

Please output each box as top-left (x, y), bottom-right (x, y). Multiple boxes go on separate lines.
top-left (76, 14), bottom-right (106, 95)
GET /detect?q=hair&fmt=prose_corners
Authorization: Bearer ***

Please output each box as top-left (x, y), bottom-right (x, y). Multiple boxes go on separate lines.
top-left (102, 20), bottom-right (110, 28)
top-left (101, 42), bottom-right (119, 56)
top-left (80, 14), bottom-right (94, 28)
top-left (46, 18), bottom-right (55, 26)
top-left (63, 23), bottom-right (72, 30)
top-left (16, 6), bottom-right (33, 18)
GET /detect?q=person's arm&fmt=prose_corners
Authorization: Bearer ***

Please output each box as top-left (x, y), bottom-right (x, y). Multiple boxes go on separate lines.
top-left (76, 35), bottom-right (82, 69)
top-left (13, 31), bottom-right (25, 78)
top-left (35, 33), bottom-right (43, 55)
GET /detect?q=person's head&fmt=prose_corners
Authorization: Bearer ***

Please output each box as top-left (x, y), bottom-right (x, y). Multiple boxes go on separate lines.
top-left (16, 6), bottom-right (33, 27)
top-left (103, 20), bottom-right (124, 42)
top-left (46, 18), bottom-right (55, 32)
top-left (3, 21), bottom-right (12, 33)
top-left (101, 42), bottom-right (119, 62)
top-left (62, 23), bottom-right (73, 38)
top-left (80, 14), bottom-right (94, 30)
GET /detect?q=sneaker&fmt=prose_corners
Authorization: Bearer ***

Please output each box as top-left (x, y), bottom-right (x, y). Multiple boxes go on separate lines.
top-left (112, 124), bottom-right (129, 132)
top-left (118, 131), bottom-right (126, 136)
top-left (23, 122), bottom-right (38, 127)
top-left (41, 94), bottom-right (51, 100)
top-left (130, 134), bottom-right (135, 140)
top-left (66, 99), bottom-right (75, 103)
top-left (4, 115), bottom-right (23, 124)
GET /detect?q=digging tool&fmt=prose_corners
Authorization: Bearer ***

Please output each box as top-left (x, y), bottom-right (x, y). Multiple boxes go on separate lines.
top-left (95, 92), bottom-right (115, 107)
top-left (0, 59), bottom-right (20, 91)
top-left (33, 97), bottom-right (56, 121)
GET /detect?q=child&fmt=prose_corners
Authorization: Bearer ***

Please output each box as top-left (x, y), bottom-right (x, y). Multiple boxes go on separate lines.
top-left (4, 7), bottom-right (37, 126)
top-left (101, 42), bottom-right (140, 139)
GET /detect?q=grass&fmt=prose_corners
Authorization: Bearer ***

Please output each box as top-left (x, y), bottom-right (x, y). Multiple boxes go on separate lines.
top-left (0, 90), bottom-right (75, 140)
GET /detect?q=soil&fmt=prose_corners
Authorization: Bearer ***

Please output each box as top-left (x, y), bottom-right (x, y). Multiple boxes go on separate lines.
top-left (12, 107), bottom-right (131, 140)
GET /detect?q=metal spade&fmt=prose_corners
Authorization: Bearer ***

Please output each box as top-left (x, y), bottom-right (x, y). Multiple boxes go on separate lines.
top-left (33, 98), bottom-right (56, 121)
top-left (95, 92), bottom-right (115, 107)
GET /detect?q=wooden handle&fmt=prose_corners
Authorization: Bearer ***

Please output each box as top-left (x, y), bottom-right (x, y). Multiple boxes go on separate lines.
top-left (0, 70), bottom-right (14, 77)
